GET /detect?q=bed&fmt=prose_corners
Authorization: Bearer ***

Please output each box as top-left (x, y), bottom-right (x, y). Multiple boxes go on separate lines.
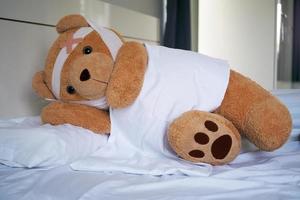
top-left (0, 89), bottom-right (299, 200)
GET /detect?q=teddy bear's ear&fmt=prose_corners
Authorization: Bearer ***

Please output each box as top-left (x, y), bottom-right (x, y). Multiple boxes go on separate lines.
top-left (32, 71), bottom-right (55, 100)
top-left (56, 14), bottom-right (89, 33)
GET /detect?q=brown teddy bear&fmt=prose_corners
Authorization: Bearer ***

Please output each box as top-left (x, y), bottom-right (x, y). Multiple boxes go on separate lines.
top-left (32, 14), bottom-right (292, 166)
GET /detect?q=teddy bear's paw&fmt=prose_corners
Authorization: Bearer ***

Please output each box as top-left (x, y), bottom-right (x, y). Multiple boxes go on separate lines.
top-left (168, 111), bottom-right (241, 165)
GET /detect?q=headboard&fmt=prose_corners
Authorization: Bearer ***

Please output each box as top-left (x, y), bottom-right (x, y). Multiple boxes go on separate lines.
top-left (0, 0), bottom-right (160, 118)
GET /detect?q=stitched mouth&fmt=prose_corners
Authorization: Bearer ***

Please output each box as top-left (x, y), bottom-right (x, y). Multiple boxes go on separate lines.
top-left (91, 78), bottom-right (108, 85)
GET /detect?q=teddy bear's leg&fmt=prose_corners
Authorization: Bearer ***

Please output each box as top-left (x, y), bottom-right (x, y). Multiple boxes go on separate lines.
top-left (168, 110), bottom-right (241, 165)
top-left (217, 70), bottom-right (292, 151)
top-left (41, 102), bottom-right (111, 134)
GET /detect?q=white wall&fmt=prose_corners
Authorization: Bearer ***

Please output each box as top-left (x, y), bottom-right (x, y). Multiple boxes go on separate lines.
top-left (0, 20), bottom-right (56, 119)
top-left (0, 0), bottom-right (160, 43)
top-left (101, 0), bottom-right (162, 18)
top-left (198, 0), bottom-right (276, 89)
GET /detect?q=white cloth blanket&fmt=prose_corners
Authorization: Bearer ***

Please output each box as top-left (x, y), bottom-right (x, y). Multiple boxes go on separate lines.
top-left (70, 45), bottom-right (232, 176)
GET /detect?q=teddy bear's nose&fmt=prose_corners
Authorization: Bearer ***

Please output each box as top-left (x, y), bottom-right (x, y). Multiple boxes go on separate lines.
top-left (80, 68), bottom-right (91, 81)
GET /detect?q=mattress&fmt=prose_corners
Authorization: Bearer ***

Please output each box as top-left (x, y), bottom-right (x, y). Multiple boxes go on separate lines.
top-left (0, 89), bottom-right (300, 200)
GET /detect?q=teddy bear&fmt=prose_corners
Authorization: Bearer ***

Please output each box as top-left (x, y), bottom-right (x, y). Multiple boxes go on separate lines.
top-left (32, 14), bottom-right (292, 166)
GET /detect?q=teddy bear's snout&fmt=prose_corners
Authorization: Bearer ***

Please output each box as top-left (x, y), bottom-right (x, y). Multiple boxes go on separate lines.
top-left (67, 53), bottom-right (114, 100)
top-left (80, 69), bottom-right (91, 81)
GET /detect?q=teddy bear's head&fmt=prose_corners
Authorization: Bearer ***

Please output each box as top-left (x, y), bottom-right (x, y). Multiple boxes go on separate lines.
top-left (32, 14), bottom-right (123, 108)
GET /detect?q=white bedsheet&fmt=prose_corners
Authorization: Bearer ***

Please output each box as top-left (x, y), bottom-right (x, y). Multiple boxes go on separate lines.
top-left (0, 141), bottom-right (299, 200)
top-left (0, 89), bottom-right (299, 200)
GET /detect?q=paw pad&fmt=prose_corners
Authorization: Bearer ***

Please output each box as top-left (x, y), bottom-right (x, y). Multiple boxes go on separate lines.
top-left (211, 135), bottom-right (232, 159)
top-left (168, 112), bottom-right (240, 165)
top-left (186, 120), bottom-right (233, 160)
top-left (189, 150), bottom-right (205, 158)
top-left (194, 132), bottom-right (209, 145)
top-left (204, 120), bottom-right (218, 132)
top-left (189, 120), bottom-right (232, 159)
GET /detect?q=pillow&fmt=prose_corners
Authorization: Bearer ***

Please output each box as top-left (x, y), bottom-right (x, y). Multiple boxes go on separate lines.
top-left (0, 117), bottom-right (108, 168)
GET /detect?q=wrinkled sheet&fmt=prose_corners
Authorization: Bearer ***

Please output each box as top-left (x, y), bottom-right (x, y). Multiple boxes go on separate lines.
top-left (0, 89), bottom-right (299, 200)
top-left (0, 117), bottom-right (108, 168)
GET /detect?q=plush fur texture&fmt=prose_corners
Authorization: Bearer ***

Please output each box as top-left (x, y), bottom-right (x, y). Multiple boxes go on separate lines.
top-left (42, 102), bottom-right (110, 133)
top-left (32, 14), bottom-right (292, 165)
top-left (107, 42), bottom-right (148, 108)
top-left (217, 70), bottom-right (292, 151)
top-left (56, 15), bottom-right (89, 33)
top-left (32, 71), bottom-right (55, 99)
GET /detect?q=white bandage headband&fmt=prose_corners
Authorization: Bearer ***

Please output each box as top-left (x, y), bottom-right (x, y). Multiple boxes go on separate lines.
top-left (50, 20), bottom-right (123, 109)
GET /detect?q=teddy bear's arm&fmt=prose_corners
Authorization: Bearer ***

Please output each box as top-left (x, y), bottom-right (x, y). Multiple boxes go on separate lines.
top-left (41, 102), bottom-right (110, 134)
top-left (106, 41), bottom-right (148, 108)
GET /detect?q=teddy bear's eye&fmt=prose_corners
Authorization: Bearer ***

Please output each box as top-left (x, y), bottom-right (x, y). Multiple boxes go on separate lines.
top-left (83, 46), bottom-right (93, 54)
top-left (66, 85), bottom-right (76, 94)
